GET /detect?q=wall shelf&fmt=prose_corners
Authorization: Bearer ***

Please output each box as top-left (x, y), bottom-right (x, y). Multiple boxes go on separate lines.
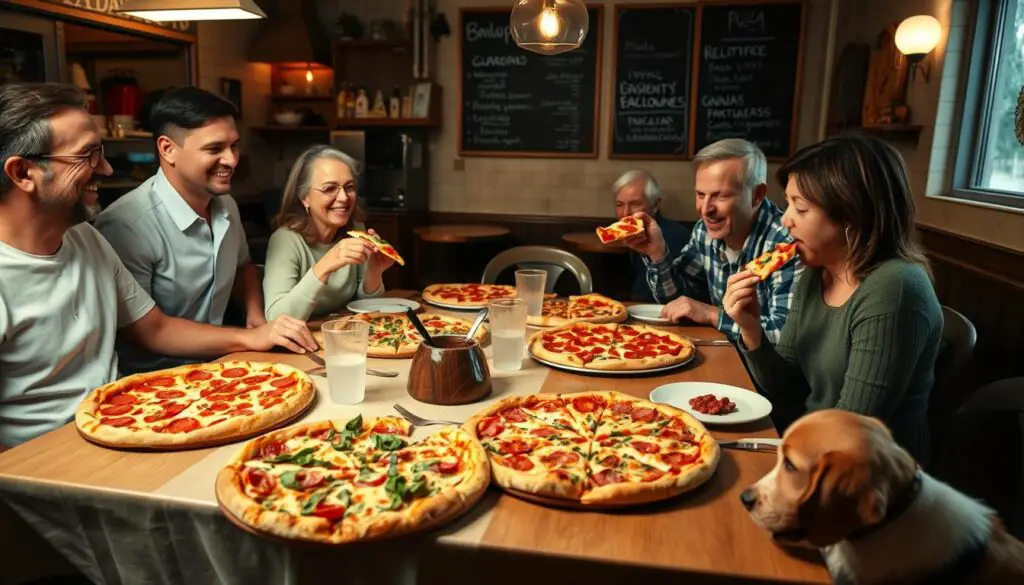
top-left (269, 94), bottom-right (333, 101)
top-left (251, 125), bottom-right (332, 132)
top-left (335, 117), bottom-right (436, 129)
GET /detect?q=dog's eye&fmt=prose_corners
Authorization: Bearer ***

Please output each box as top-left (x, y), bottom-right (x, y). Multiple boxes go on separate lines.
top-left (783, 457), bottom-right (796, 472)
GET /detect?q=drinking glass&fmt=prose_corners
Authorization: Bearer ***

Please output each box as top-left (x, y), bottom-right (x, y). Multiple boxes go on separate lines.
top-left (515, 269), bottom-right (548, 317)
top-left (320, 319), bottom-right (369, 404)
top-left (488, 298), bottom-right (527, 371)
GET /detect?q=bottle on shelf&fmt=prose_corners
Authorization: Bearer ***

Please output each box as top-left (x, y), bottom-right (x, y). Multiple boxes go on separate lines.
top-left (389, 86), bottom-right (402, 119)
top-left (336, 83), bottom-right (348, 119)
top-left (371, 89), bottom-right (388, 118)
top-left (354, 88), bottom-right (369, 118)
top-left (345, 88), bottom-right (357, 118)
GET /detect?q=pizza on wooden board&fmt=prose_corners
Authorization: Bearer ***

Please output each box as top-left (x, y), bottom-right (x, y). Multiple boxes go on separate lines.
top-left (324, 312), bottom-right (488, 358)
top-left (216, 415), bottom-right (490, 544)
top-left (75, 361), bottom-right (315, 449)
top-left (464, 391), bottom-right (719, 506)
top-left (347, 230), bottom-right (405, 266)
top-left (528, 322), bottom-right (694, 371)
top-left (595, 216), bottom-right (644, 244)
top-left (527, 293), bottom-right (628, 327)
top-left (421, 283), bottom-right (516, 308)
top-left (745, 242), bottom-right (797, 281)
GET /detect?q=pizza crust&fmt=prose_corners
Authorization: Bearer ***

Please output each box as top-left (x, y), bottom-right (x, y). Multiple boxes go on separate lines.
top-left (421, 284), bottom-right (517, 308)
top-left (74, 361), bottom-right (316, 450)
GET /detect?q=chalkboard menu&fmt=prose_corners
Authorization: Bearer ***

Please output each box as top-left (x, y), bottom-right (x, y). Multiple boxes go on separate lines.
top-left (459, 7), bottom-right (602, 157)
top-left (694, 2), bottom-right (804, 159)
top-left (611, 6), bottom-right (695, 158)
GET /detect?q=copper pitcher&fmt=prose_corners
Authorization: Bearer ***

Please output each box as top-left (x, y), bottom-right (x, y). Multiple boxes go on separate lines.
top-left (407, 335), bottom-right (491, 405)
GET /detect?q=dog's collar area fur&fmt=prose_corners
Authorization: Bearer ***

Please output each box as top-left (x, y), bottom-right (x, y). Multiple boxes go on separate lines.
top-left (847, 469), bottom-right (923, 542)
top-left (831, 537), bottom-right (989, 585)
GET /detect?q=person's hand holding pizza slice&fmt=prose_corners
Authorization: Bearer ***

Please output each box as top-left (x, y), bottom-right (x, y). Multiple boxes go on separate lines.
top-left (620, 212), bottom-right (668, 262)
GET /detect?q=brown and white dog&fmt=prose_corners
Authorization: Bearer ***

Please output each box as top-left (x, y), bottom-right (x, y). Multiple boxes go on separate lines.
top-left (740, 409), bottom-right (1024, 584)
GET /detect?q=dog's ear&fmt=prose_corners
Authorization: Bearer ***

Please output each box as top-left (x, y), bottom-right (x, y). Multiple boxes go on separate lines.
top-left (797, 451), bottom-right (884, 547)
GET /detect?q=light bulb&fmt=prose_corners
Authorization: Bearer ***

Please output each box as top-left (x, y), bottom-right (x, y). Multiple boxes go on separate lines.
top-left (539, 8), bottom-right (561, 40)
top-left (305, 67), bottom-right (314, 83)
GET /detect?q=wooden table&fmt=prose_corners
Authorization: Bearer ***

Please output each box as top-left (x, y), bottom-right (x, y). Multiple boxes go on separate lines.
top-left (414, 224), bottom-right (511, 243)
top-left (0, 292), bottom-right (828, 584)
top-left (562, 231), bottom-right (628, 254)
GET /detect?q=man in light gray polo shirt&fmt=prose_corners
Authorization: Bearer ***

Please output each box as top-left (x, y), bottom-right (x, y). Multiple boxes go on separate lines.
top-left (0, 83), bottom-right (317, 448)
top-left (97, 87), bottom-right (266, 374)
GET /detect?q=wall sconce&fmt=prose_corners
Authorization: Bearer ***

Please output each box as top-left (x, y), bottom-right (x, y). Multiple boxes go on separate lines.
top-left (894, 15), bottom-right (942, 82)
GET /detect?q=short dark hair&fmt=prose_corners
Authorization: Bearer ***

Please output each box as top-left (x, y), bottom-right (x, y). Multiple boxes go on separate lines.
top-left (150, 86), bottom-right (238, 144)
top-left (775, 132), bottom-right (930, 279)
top-left (0, 83), bottom-right (88, 196)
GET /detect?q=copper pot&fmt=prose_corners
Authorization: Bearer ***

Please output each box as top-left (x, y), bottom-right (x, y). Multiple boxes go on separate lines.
top-left (407, 335), bottom-right (491, 405)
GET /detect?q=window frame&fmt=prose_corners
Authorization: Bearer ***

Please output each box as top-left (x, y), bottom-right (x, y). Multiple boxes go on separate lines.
top-left (950, 0), bottom-right (1024, 209)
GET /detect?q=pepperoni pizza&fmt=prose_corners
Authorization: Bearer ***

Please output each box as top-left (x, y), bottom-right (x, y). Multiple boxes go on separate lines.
top-left (528, 322), bottom-right (695, 371)
top-left (347, 230), bottom-right (405, 266)
top-left (528, 293), bottom-right (628, 327)
top-left (745, 242), bottom-right (797, 281)
top-left (332, 312), bottom-right (487, 358)
top-left (421, 283), bottom-right (517, 309)
top-left (596, 216), bottom-right (644, 244)
top-left (465, 391), bottom-right (719, 506)
top-left (75, 361), bottom-right (315, 449)
top-left (216, 415), bottom-right (490, 544)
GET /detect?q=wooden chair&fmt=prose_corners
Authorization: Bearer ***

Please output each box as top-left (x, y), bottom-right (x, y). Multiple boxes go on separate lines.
top-left (481, 246), bottom-right (593, 294)
top-left (932, 377), bottom-right (1024, 540)
top-left (929, 306), bottom-right (977, 447)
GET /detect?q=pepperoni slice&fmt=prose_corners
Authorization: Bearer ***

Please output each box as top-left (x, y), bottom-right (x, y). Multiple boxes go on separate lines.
top-left (144, 402), bottom-right (190, 423)
top-left (658, 429), bottom-right (685, 441)
top-left (220, 367), bottom-right (249, 378)
top-left (161, 417), bottom-right (200, 433)
top-left (186, 369), bottom-right (214, 382)
top-left (270, 377), bottom-right (297, 388)
top-left (437, 461), bottom-right (460, 474)
top-left (145, 376), bottom-right (176, 387)
top-left (540, 451), bottom-right (580, 466)
top-left (231, 409), bottom-right (255, 418)
top-left (354, 474), bottom-right (387, 487)
top-left (662, 451), bottom-right (700, 467)
top-left (100, 404), bottom-right (133, 416)
top-left (156, 390), bottom-right (186, 399)
top-left (101, 416), bottom-right (135, 428)
top-left (297, 470), bottom-right (325, 490)
top-left (499, 439), bottom-right (532, 454)
top-left (240, 375), bottom-right (271, 385)
top-left (243, 467), bottom-right (277, 496)
top-left (642, 470), bottom-right (665, 482)
top-left (590, 469), bottom-right (625, 487)
top-left (610, 402), bottom-right (633, 415)
top-left (259, 397), bottom-right (284, 409)
top-left (477, 417), bottom-right (505, 438)
top-left (631, 407), bottom-right (657, 422)
top-left (106, 392), bottom-right (138, 406)
top-left (503, 454), bottom-right (534, 471)
top-left (530, 427), bottom-right (559, 438)
top-left (632, 440), bottom-right (660, 454)
top-left (371, 422), bottom-right (403, 434)
top-left (600, 454), bottom-right (621, 467)
top-left (503, 408), bottom-right (529, 423)
top-left (208, 401), bottom-right (231, 412)
top-left (261, 441), bottom-right (287, 459)
top-left (572, 396), bottom-right (600, 413)
top-left (312, 504), bottom-right (346, 522)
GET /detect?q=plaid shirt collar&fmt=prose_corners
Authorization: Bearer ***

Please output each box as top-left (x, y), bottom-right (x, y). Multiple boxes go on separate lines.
top-left (708, 198), bottom-right (784, 262)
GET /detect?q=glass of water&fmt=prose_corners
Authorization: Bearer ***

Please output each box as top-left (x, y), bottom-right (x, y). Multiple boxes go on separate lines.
top-left (320, 319), bottom-right (369, 404)
top-left (488, 298), bottom-right (527, 371)
top-left (515, 269), bottom-right (547, 317)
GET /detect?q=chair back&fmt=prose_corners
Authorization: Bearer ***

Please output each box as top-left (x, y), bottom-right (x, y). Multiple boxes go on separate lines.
top-left (481, 246), bottom-right (593, 294)
top-left (932, 377), bottom-right (1024, 540)
top-left (930, 306), bottom-right (977, 439)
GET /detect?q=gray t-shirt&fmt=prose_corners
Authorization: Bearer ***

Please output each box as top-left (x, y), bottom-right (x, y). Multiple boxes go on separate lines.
top-left (0, 223), bottom-right (156, 447)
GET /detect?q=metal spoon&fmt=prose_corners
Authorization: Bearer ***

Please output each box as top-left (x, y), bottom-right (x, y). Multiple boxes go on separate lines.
top-left (465, 308), bottom-right (489, 342)
top-left (405, 307), bottom-right (435, 346)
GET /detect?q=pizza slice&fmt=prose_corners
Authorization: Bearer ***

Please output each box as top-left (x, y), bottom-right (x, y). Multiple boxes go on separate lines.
top-left (567, 293), bottom-right (627, 324)
top-left (592, 395), bottom-right (679, 442)
top-left (488, 441), bottom-right (590, 500)
top-left (745, 242), bottom-right (797, 281)
top-left (348, 230), bottom-right (405, 266)
top-left (561, 391), bottom-right (611, 436)
top-left (517, 394), bottom-right (593, 437)
top-left (527, 298), bottom-right (572, 328)
top-left (595, 215), bottom-right (644, 244)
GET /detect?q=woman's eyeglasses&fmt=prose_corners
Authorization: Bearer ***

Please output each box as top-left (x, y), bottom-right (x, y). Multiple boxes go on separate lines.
top-left (312, 182), bottom-right (357, 197)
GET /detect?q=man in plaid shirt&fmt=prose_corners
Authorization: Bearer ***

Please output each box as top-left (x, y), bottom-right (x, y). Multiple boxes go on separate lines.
top-left (623, 139), bottom-right (801, 343)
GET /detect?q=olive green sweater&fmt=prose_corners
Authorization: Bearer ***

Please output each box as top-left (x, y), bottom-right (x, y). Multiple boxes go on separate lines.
top-left (740, 259), bottom-right (942, 463)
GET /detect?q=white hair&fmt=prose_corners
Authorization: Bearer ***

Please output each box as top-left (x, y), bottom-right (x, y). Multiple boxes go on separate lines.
top-left (612, 170), bottom-right (662, 206)
top-left (692, 139), bottom-right (767, 191)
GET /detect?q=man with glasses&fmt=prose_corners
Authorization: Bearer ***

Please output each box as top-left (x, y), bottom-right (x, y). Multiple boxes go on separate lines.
top-left (96, 87), bottom-right (265, 374)
top-left (0, 83), bottom-right (318, 448)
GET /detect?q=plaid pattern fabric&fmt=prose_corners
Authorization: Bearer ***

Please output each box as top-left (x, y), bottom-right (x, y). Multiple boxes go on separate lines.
top-left (643, 199), bottom-right (801, 343)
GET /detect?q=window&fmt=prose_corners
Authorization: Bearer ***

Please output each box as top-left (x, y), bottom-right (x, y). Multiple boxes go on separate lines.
top-left (954, 0), bottom-right (1024, 207)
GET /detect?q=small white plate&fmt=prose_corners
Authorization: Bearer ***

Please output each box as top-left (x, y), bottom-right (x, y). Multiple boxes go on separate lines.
top-left (628, 304), bottom-right (673, 324)
top-left (649, 382), bottom-right (773, 425)
top-left (346, 298), bottom-right (421, 314)
top-left (529, 351), bottom-right (694, 376)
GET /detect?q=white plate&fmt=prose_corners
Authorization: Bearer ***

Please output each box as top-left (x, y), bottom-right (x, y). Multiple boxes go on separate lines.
top-left (346, 298), bottom-right (421, 314)
top-left (528, 350), bottom-right (695, 376)
top-left (422, 298), bottom-right (486, 311)
top-left (649, 382), bottom-right (773, 425)
top-left (628, 304), bottom-right (673, 324)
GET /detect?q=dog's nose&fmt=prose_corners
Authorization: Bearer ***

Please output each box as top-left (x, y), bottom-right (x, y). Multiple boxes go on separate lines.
top-left (739, 488), bottom-right (758, 511)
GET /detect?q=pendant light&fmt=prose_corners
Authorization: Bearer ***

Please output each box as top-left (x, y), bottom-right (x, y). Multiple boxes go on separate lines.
top-left (510, 0), bottom-right (589, 56)
top-left (116, 0), bottom-right (267, 22)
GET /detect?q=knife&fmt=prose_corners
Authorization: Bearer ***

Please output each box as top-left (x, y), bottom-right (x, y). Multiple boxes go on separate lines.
top-left (718, 438), bottom-right (781, 453)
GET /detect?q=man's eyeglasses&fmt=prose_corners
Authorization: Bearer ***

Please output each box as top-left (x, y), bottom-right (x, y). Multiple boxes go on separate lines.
top-left (312, 182), bottom-right (357, 197)
top-left (27, 145), bottom-right (105, 169)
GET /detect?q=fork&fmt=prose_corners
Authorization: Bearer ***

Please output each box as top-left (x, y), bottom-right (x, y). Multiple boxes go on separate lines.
top-left (393, 404), bottom-right (463, 427)
top-left (682, 336), bottom-right (733, 347)
top-left (717, 438), bottom-right (781, 452)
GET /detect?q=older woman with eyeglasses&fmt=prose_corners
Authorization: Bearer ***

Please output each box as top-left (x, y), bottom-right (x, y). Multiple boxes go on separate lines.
top-left (263, 145), bottom-right (394, 321)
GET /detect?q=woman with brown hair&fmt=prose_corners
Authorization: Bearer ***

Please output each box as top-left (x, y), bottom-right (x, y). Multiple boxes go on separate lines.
top-left (263, 145), bottom-right (394, 321)
top-left (723, 133), bottom-right (941, 463)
